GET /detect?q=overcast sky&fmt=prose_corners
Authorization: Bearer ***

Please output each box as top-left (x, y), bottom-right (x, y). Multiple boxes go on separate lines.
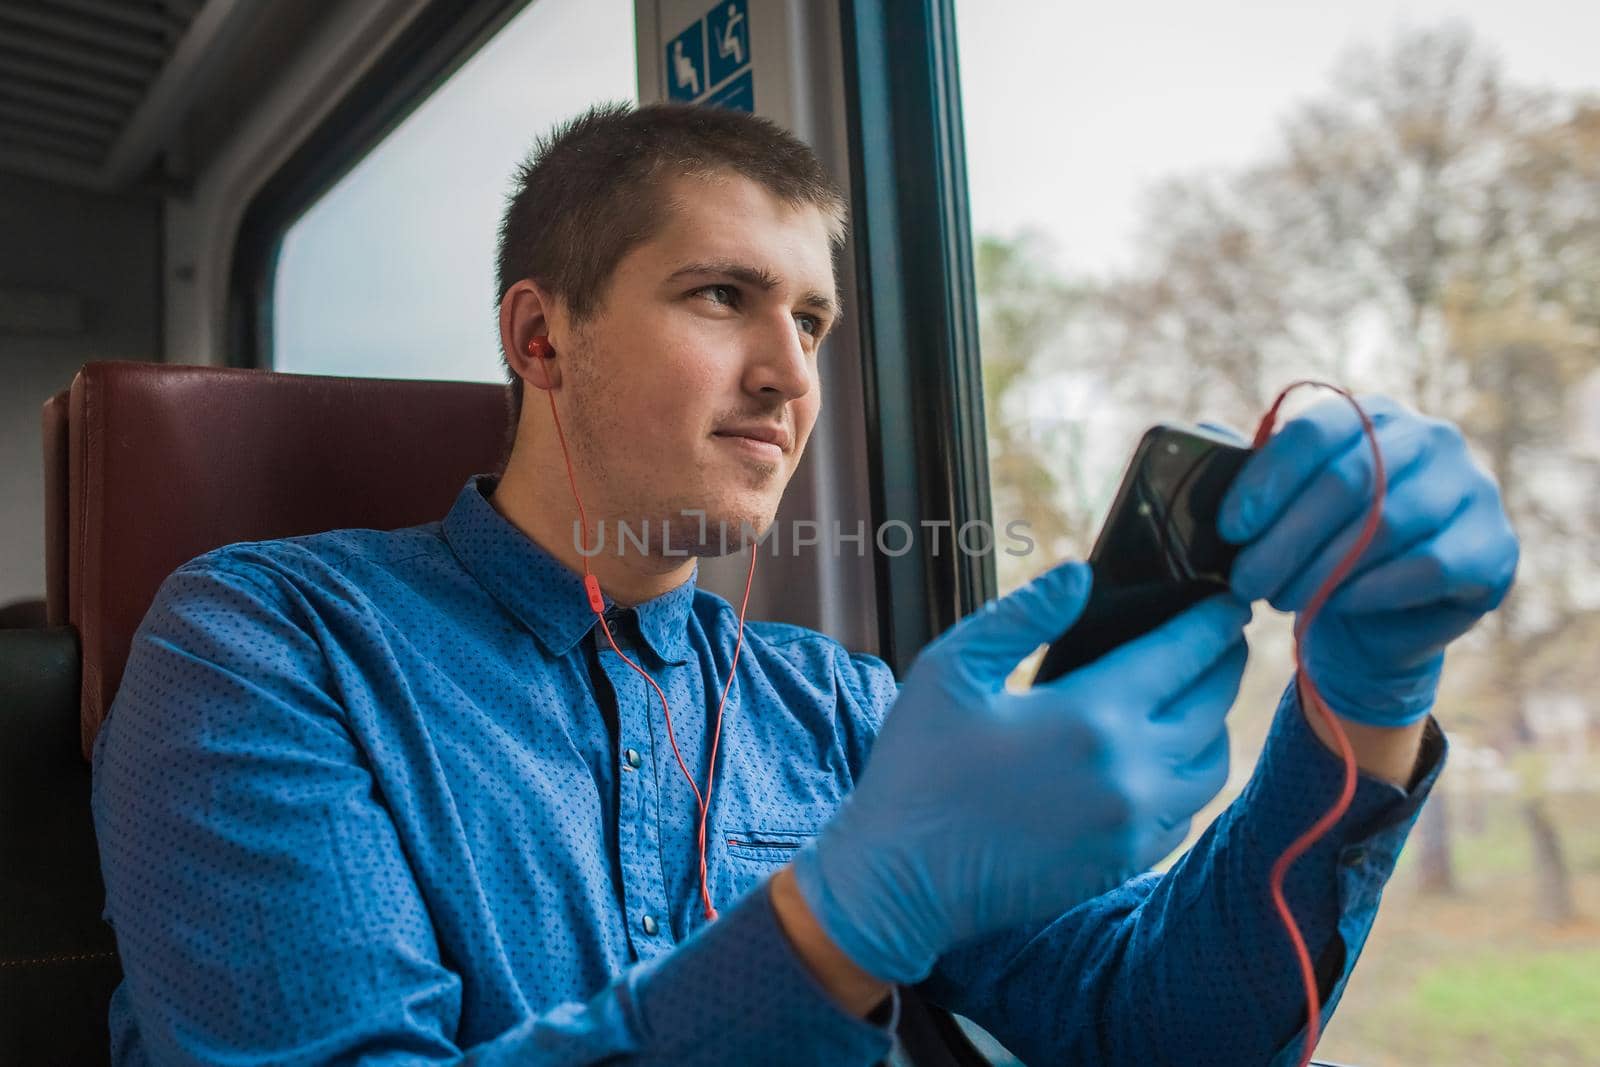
top-left (273, 0), bottom-right (1599, 382)
top-left (273, 0), bottom-right (637, 382)
top-left (957, 0), bottom-right (1600, 276)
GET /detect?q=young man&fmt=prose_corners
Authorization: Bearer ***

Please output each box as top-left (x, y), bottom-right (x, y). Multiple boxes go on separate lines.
top-left (92, 104), bottom-right (1517, 1065)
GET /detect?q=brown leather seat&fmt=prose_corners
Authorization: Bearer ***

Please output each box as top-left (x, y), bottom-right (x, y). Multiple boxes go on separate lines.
top-left (59, 361), bottom-right (508, 760)
top-left (4, 362), bottom-right (505, 1063)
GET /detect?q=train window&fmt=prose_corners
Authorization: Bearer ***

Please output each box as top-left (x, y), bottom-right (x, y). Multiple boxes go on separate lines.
top-left (956, 3), bottom-right (1599, 1065)
top-left (271, 0), bottom-right (635, 381)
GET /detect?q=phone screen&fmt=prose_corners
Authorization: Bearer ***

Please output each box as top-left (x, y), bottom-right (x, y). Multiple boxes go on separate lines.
top-left (1032, 425), bottom-right (1252, 685)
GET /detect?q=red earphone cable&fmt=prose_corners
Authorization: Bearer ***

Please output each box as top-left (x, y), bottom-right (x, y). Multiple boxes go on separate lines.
top-left (530, 342), bottom-right (1384, 1008)
top-left (1250, 381), bottom-right (1386, 1067)
top-left (532, 338), bottom-right (753, 923)
top-left (695, 549), bottom-right (758, 917)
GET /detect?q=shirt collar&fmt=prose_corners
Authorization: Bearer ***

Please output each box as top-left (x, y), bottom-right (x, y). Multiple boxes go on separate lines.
top-left (442, 474), bottom-right (696, 664)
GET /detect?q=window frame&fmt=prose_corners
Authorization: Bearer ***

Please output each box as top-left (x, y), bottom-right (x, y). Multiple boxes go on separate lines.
top-left (841, 0), bottom-right (996, 675)
top-left (227, 0), bottom-right (535, 370)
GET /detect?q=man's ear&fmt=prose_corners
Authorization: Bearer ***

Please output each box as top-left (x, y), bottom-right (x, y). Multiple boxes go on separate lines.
top-left (500, 279), bottom-right (563, 391)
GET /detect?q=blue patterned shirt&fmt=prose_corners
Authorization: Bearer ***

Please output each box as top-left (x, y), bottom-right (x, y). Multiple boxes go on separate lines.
top-left (92, 474), bottom-right (1445, 1065)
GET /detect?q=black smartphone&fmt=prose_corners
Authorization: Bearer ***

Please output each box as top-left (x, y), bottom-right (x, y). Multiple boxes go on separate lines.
top-left (1031, 424), bottom-right (1254, 685)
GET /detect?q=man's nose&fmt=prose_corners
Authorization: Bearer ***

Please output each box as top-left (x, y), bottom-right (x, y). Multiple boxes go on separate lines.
top-left (742, 312), bottom-right (813, 401)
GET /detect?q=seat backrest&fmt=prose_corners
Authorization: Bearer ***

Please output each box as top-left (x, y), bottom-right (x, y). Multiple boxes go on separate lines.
top-left (61, 361), bottom-right (508, 760)
top-left (15, 363), bottom-right (497, 1063)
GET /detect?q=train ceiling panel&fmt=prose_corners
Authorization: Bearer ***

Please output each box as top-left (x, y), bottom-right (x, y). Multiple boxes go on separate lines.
top-left (0, 0), bottom-right (263, 193)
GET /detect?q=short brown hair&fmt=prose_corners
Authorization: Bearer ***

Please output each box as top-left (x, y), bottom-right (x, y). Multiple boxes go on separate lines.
top-left (494, 102), bottom-right (848, 440)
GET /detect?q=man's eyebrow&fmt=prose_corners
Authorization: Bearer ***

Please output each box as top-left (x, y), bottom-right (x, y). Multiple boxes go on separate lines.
top-left (668, 260), bottom-right (839, 319)
top-left (799, 288), bottom-right (840, 321)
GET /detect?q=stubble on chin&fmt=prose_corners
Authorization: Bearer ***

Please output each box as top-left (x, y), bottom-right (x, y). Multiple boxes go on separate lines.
top-left (649, 493), bottom-right (780, 558)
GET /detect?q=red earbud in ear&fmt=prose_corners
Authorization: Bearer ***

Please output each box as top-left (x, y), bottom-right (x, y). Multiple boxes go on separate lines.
top-left (526, 336), bottom-right (553, 359)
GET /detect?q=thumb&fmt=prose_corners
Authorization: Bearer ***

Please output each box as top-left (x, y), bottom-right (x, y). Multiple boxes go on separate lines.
top-left (926, 561), bottom-right (1093, 690)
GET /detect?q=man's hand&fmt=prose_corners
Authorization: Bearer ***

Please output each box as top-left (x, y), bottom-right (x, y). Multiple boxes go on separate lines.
top-left (1217, 396), bottom-right (1519, 729)
top-left (790, 562), bottom-right (1252, 985)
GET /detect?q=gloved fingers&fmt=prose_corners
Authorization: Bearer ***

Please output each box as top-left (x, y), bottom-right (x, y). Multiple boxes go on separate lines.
top-left (1150, 642), bottom-right (1246, 759)
top-left (1310, 604), bottom-right (1483, 674)
top-left (1322, 492), bottom-right (1519, 615)
top-left (1073, 593), bottom-right (1252, 709)
top-left (1272, 480), bottom-right (1469, 615)
top-left (1219, 394), bottom-right (1407, 546)
top-left (923, 560), bottom-right (1093, 692)
top-left (1173, 727), bottom-right (1231, 786)
top-left (1229, 416), bottom-right (1439, 605)
top-left (1146, 728), bottom-right (1229, 836)
top-left (1255, 430), bottom-right (1470, 612)
top-left (1141, 818), bottom-right (1195, 869)
top-left (1029, 641), bottom-right (1240, 793)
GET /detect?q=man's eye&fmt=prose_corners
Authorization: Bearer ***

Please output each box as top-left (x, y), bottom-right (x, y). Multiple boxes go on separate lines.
top-left (796, 314), bottom-right (822, 338)
top-left (697, 284), bottom-right (739, 307)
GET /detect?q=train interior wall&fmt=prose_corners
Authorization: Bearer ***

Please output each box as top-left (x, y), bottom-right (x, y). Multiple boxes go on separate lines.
top-left (1, 172), bottom-right (162, 609)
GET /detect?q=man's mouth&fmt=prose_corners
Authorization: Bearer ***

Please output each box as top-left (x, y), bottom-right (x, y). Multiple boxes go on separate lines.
top-left (713, 423), bottom-right (791, 458)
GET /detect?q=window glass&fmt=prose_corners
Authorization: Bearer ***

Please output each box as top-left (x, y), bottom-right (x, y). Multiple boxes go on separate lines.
top-left (273, 0), bottom-right (636, 381)
top-left (957, 3), bottom-right (1599, 1064)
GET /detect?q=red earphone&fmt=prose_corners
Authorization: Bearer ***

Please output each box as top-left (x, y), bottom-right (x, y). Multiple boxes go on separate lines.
top-left (528, 334), bottom-right (757, 924)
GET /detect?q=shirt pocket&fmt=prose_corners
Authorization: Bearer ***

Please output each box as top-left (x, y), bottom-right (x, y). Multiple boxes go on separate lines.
top-left (723, 827), bottom-right (817, 864)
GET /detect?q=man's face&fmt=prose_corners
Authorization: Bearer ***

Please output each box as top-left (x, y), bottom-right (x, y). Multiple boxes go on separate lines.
top-left (554, 172), bottom-right (838, 555)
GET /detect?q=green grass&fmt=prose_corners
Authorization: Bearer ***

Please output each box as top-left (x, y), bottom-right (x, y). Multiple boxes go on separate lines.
top-left (1408, 949), bottom-right (1600, 1058)
top-left (1322, 937), bottom-right (1600, 1066)
top-left (1315, 792), bottom-right (1600, 1067)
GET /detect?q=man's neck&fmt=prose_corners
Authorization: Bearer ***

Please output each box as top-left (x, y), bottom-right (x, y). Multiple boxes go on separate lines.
top-left (489, 463), bottom-right (695, 609)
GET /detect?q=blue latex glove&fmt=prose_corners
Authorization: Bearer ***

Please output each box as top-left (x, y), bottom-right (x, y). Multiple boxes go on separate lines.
top-left (1214, 396), bottom-right (1519, 727)
top-left (790, 562), bottom-right (1252, 984)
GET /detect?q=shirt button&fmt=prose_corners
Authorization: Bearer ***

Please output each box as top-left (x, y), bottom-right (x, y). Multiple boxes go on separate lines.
top-left (641, 913), bottom-right (659, 935)
top-left (1342, 847), bottom-right (1367, 868)
top-left (625, 748), bottom-right (643, 768)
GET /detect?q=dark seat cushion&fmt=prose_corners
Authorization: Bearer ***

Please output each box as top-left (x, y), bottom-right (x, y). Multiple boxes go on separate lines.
top-left (0, 627), bottom-right (120, 1064)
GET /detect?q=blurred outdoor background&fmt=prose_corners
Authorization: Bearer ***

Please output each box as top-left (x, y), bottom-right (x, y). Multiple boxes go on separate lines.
top-left (266, 1), bottom-right (1596, 1060)
top-left (956, 3), bottom-right (1599, 1064)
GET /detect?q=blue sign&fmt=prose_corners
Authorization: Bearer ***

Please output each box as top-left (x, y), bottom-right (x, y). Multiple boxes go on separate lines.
top-left (666, 19), bottom-right (706, 102)
top-left (706, 0), bottom-right (749, 90)
top-left (664, 0), bottom-right (754, 113)
top-left (705, 69), bottom-right (753, 113)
